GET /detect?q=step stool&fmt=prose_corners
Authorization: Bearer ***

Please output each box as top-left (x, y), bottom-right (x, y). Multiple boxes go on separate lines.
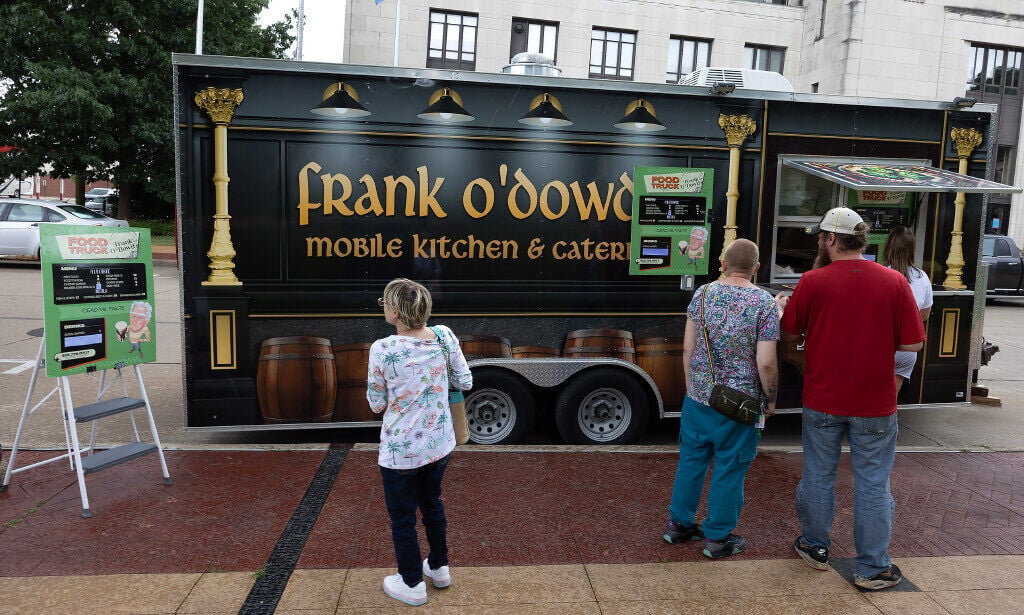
top-left (1, 333), bottom-right (172, 518)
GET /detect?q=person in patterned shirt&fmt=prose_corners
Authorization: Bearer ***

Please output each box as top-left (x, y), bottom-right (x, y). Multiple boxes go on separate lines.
top-left (367, 278), bottom-right (472, 606)
top-left (662, 238), bottom-right (780, 559)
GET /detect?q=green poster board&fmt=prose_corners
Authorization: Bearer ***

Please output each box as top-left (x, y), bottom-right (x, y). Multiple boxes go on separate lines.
top-left (847, 190), bottom-right (914, 262)
top-left (629, 167), bottom-right (714, 276)
top-left (39, 224), bottom-right (156, 377)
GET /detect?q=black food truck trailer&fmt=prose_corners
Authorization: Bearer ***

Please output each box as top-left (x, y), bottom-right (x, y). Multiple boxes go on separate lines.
top-left (173, 54), bottom-right (1020, 444)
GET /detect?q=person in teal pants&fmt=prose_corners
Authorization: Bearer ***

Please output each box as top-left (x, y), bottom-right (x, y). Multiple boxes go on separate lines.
top-left (662, 239), bottom-right (780, 558)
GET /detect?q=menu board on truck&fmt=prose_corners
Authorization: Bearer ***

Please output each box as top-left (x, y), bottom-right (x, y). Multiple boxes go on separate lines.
top-left (39, 225), bottom-right (156, 377)
top-left (629, 167), bottom-right (713, 276)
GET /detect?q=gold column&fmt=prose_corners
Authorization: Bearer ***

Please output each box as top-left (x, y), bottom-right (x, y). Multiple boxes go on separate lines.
top-left (194, 87), bottom-right (245, 286)
top-left (717, 114), bottom-right (757, 260)
top-left (942, 127), bottom-right (983, 290)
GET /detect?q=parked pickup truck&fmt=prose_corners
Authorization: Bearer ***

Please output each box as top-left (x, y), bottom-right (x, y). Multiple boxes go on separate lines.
top-left (983, 234), bottom-right (1024, 295)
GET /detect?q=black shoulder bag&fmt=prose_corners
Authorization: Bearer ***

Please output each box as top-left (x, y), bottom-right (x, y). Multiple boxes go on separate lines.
top-left (699, 284), bottom-right (762, 425)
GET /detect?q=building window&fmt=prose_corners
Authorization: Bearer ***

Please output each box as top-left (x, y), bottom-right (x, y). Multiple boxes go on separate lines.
top-left (590, 28), bottom-right (636, 80)
top-left (811, 82), bottom-right (819, 93)
top-left (745, 44), bottom-right (786, 74)
top-left (966, 44), bottom-right (1022, 95)
top-left (510, 18), bottom-right (558, 61)
top-left (995, 145), bottom-right (1015, 185)
top-left (427, 10), bottom-right (477, 70)
top-left (817, 0), bottom-right (827, 40)
top-left (666, 36), bottom-right (712, 84)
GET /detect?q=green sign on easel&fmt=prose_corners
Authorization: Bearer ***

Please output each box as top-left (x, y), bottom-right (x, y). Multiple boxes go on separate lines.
top-left (629, 167), bottom-right (714, 276)
top-left (39, 224), bottom-right (156, 377)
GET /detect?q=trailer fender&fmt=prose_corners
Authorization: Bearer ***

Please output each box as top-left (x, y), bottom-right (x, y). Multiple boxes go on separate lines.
top-left (466, 358), bottom-right (664, 417)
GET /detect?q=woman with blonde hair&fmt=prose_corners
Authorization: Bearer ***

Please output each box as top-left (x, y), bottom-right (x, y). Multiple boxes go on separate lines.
top-left (882, 226), bottom-right (933, 390)
top-left (367, 278), bottom-right (473, 606)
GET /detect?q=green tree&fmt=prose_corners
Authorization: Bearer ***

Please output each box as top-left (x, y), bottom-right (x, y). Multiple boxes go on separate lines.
top-left (0, 0), bottom-right (293, 218)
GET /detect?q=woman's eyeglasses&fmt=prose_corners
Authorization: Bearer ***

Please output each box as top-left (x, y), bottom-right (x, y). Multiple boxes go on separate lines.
top-left (377, 297), bottom-right (386, 307)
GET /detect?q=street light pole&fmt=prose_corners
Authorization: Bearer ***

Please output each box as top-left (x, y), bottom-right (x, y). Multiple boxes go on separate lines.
top-left (195, 0), bottom-right (204, 55)
top-left (295, 0), bottom-right (305, 60)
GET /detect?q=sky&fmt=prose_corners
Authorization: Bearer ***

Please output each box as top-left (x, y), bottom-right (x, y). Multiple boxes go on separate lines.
top-left (258, 0), bottom-right (349, 63)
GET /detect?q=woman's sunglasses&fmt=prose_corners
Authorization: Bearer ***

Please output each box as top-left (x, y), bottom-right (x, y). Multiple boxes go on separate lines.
top-left (377, 297), bottom-right (386, 307)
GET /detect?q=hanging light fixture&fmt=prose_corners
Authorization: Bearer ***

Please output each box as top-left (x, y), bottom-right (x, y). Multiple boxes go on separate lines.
top-left (614, 99), bottom-right (666, 132)
top-left (417, 87), bottom-right (474, 123)
top-left (518, 93), bottom-right (573, 128)
top-left (310, 82), bottom-right (371, 118)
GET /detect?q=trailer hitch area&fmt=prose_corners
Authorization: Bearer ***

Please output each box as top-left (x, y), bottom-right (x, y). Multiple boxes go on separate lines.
top-left (981, 337), bottom-right (1000, 366)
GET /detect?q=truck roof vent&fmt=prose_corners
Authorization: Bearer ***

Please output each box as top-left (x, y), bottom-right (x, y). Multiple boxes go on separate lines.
top-left (502, 52), bottom-right (562, 77)
top-left (678, 67), bottom-right (794, 92)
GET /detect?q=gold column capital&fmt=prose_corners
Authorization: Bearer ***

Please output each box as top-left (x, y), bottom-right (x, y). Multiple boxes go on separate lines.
top-left (194, 87), bottom-right (244, 125)
top-left (718, 114), bottom-right (757, 147)
top-left (950, 127), bottom-right (983, 159)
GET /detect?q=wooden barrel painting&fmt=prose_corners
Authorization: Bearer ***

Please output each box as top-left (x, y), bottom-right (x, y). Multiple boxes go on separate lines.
top-left (332, 343), bottom-right (377, 422)
top-left (511, 345), bottom-right (559, 358)
top-left (563, 329), bottom-right (636, 363)
top-left (257, 337), bottom-right (336, 424)
top-left (636, 337), bottom-right (687, 410)
top-left (458, 334), bottom-right (512, 360)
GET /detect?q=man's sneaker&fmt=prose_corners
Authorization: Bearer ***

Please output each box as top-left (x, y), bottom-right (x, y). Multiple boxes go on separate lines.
top-left (382, 574), bottom-right (427, 606)
top-left (663, 520), bottom-right (703, 544)
top-left (702, 533), bottom-right (746, 559)
top-left (793, 538), bottom-right (830, 570)
top-left (422, 558), bottom-right (451, 588)
top-left (854, 564), bottom-right (903, 590)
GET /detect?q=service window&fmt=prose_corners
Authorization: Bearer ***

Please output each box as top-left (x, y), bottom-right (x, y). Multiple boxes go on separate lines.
top-left (771, 164), bottom-right (842, 280)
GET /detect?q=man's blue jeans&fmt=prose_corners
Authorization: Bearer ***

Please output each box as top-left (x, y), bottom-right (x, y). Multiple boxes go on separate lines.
top-left (668, 396), bottom-right (759, 541)
top-left (795, 407), bottom-right (898, 578)
top-left (380, 455), bottom-right (450, 587)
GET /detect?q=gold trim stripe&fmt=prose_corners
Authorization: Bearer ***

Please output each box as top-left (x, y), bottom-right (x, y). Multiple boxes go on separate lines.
top-left (210, 310), bottom-right (237, 370)
top-left (756, 102), bottom-right (769, 254)
top-left (766, 132), bottom-right (940, 144)
top-left (181, 123), bottom-right (759, 153)
top-left (249, 312), bottom-right (686, 318)
top-left (939, 308), bottom-right (960, 357)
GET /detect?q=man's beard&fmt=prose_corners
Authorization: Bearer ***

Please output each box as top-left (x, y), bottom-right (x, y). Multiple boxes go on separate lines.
top-left (813, 243), bottom-right (832, 270)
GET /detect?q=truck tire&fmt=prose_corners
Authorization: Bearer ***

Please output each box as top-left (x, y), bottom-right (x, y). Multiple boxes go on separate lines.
top-left (555, 368), bottom-right (650, 444)
top-left (465, 370), bottom-right (536, 444)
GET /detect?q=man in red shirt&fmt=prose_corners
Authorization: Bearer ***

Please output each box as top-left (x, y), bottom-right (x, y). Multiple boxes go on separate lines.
top-left (778, 207), bottom-right (925, 590)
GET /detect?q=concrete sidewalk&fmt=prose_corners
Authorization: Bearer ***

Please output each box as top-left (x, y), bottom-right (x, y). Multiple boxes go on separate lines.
top-left (1, 446), bottom-right (1022, 613)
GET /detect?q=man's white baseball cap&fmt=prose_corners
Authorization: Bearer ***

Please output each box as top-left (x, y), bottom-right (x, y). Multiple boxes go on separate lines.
top-left (805, 207), bottom-right (864, 235)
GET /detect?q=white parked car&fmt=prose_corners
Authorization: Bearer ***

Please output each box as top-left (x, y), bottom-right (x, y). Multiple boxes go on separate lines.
top-left (0, 198), bottom-right (129, 259)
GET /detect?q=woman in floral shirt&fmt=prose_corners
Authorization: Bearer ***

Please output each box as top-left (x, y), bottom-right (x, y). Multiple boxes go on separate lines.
top-left (367, 278), bottom-right (472, 606)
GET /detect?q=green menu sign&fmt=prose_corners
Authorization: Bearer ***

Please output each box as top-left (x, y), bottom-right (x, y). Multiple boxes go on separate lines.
top-left (628, 167), bottom-right (713, 276)
top-left (39, 224), bottom-right (156, 377)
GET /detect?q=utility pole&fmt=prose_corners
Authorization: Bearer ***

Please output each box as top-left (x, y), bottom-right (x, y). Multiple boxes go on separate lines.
top-left (295, 0), bottom-right (305, 61)
top-left (195, 0), bottom-right (204, 54)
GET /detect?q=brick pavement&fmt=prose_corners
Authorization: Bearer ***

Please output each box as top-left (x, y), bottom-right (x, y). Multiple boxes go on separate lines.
top-left (2, 449), bottom-right (1023, 577)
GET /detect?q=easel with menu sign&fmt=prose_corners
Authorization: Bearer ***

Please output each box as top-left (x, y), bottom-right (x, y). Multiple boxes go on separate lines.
top-left (0, 225), bottom-right (171, 518)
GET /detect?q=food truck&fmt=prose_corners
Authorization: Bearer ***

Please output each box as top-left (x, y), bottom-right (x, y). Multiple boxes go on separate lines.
top-left (173, 54), bottom-right (1019, 444)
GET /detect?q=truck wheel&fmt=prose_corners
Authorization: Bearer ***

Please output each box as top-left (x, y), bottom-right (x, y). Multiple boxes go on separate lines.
top-left (465, 370), bottom-right (536, 444)
top-left (555, 368), bottom-right (649, 444)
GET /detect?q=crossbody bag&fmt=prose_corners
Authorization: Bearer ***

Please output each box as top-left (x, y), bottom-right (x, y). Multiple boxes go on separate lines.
top-left (699, 284), bottom-right (762, 425)
top-left (430, 326), bottom-right (471, 445)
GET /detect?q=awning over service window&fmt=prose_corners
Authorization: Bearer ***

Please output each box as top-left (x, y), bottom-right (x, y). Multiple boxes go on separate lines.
top-left (783, 159), bottom-right (1021, 194)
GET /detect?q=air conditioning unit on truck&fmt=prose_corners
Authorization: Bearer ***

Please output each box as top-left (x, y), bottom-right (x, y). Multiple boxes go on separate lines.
top-left (173, 55), bottom-right (1019, 445)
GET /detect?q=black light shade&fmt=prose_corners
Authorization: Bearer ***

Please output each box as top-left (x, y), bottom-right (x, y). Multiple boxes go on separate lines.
top-left (311, 82), bottom-right (370, 118)
top-left (614, 99), bottom-right (666, 132)
top-left (518, 93), bottom-right (573, 128)
top-left (417, 88), bottom-right (474, 123)
top-left (952, 96), bottom-right (977, 109)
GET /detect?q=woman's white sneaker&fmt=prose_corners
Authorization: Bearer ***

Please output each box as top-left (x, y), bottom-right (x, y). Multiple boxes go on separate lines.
top-left (422, 559), bottom-right (451, 588)
top-left (383, 574), bottom-right (427, 606)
